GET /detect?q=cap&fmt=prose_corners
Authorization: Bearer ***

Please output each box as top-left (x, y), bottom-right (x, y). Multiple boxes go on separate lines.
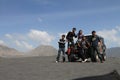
top-left (72, 27), bottom-right (76, 30)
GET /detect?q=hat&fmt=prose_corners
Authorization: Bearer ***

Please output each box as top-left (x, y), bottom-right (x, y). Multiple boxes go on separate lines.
top-left (72, 27), bottom-right (76, 30)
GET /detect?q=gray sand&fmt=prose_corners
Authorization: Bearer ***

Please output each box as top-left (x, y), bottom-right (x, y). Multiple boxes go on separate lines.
top-left (0, 56), bottom-right (120, 80)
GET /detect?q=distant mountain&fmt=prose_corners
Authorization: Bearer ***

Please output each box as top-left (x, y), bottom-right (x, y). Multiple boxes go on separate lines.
top-left (0, 45), bottom-right (23, 57)
top-left (29, 45), bottom-right (57, 56)
top-left (0, 44), bottom-right (120, 58)
top-left (106, 47), bottom-right (120, 57)
top-left (0, 45), bottom-right (57, 57)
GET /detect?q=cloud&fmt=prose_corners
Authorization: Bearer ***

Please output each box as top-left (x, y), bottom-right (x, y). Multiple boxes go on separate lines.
top-left (5, 34), bottom-right (13, 39)
top-left (28, 29), bottom-right (54, 45)
top-left (21, 41), bottom-right (34, 50)
top-left (116, 26), bottom-right (120, 31)
top-left (4, 29), bottom-right (55, 52)
top-left (15, 40), bottom-right (34, 50)
top-left (5, 33), bottom-right (27, 40)
top-left (0, 40), bottom-right (6, 46)
top-left (97, 26), bottom-right (120, 48)
top-left (15, 40), bottom-right (22, 47)
top-left (5, 34), bottom-right (33, 51)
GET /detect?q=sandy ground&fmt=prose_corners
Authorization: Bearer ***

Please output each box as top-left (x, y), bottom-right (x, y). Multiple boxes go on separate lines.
top-left (0, 56), bottom-right (120, 80)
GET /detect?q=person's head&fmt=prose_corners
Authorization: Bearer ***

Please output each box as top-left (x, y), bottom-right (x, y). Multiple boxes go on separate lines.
top-left (82, 36), bottom-right (86, 40)
top-left (72, 27), bottom-right (76, 32)
top-left (79, 30), bottom-right (83, 35)
top-left (62, 35), bottom-right (65, 39)
top-left (92, 30), bottom-right (96, 36)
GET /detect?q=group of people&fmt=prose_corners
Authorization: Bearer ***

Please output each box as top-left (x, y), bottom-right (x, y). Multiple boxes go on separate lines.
top-left (56, 28), bottom-right (105, 63)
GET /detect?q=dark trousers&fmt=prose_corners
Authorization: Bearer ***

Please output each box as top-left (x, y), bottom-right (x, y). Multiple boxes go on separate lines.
top-left (56, 48), bottom-right (65, 62)
top-left (91, 46), bottom-right (103, 62)
top-left (79, 48), bottom-right (87, 61)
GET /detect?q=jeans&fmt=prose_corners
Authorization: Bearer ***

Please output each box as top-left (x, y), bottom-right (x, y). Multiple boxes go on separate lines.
top-left (91, 46), bottom-right (103, 62)
top-left (56, 48), bottom-right (65, 62)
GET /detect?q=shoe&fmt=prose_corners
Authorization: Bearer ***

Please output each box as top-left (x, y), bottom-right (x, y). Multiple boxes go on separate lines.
top-left (82, 59), bottom-right (88, 63)
top-left (56, 61), bottom-right (58, 63)
top-left (84, 59), bottom-right (88, 62)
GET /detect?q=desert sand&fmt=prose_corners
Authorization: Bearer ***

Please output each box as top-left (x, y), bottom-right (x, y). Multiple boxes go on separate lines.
top-left (0, 56), bottom-right (120, 80)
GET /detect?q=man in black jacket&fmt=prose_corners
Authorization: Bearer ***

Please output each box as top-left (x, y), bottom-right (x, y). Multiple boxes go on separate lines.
top-left (66, 28), bottom-right (77, 48)
top-left (56, 35), bottom-right (66, 63)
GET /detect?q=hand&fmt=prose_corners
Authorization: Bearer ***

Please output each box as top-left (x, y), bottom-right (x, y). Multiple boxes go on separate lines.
top-left (98, 42), bottom-right (101, 45)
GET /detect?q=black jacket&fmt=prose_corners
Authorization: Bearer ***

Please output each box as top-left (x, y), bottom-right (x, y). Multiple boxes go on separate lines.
top-left (66, 31), bottom-right (77, 42)
top-left (58, 39), bottom-right (65, 48)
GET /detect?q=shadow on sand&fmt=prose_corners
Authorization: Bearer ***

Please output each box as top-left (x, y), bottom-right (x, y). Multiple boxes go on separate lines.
top-left (73, 70), bottom-right (120, 80)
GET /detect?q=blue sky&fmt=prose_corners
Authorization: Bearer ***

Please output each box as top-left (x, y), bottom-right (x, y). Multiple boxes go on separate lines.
top-left (0, 0), bottom-right (120, 52)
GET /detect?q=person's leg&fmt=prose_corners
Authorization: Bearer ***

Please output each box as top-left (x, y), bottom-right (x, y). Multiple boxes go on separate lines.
top-left (67, 41), bottom-right (69, 48)
top-left (84, 49), bottom-right (87, 59)
top-left (91, 47), bottom-right (96, 62)
top-left (81, 49), bottom-right (88, 62)
top-left (79, 48), bottom-right (85, 61)
top-left (95, 47), bottom-right (103, 63)
top-left (102, 50), bottom-right (106, 61)
top-left (101, 54), bottom-right (104, 61)
top-left (82, 49), bottom-right (86, 60)
top-left (78, 48), bottom-right (81, 58)
top-left (56, 48), bottom-right (61, 62)
top-left (62, 48), bottom-right (65, 62)
top-left (71, 40), bottom-right (74, 46)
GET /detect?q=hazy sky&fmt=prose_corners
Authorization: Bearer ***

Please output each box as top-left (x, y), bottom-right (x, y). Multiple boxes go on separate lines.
top-left (0, 0), bottom-right (120, 51)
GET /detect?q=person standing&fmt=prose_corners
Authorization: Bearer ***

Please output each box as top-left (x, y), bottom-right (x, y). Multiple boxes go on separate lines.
top-left (66, 28), bottom-right (77, 48)
top-left (90, 31), bottom-right (103, 63)
top-left (78, 36), bottom-right (90, 62)
top-left (98, 39), bottom-right (106, 61)
top-left (56, 35), bottom-right (66, 63)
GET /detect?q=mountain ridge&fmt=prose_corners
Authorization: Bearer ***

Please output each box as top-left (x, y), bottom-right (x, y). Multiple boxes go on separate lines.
top-left (106, 47), bottom-right (120, 57)
top-left (0, 44), bottom-right (120, 57)
top-left (0, 45), bottom-right (23, 57)
top-left (29, 45), bottom-right (57, 56)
